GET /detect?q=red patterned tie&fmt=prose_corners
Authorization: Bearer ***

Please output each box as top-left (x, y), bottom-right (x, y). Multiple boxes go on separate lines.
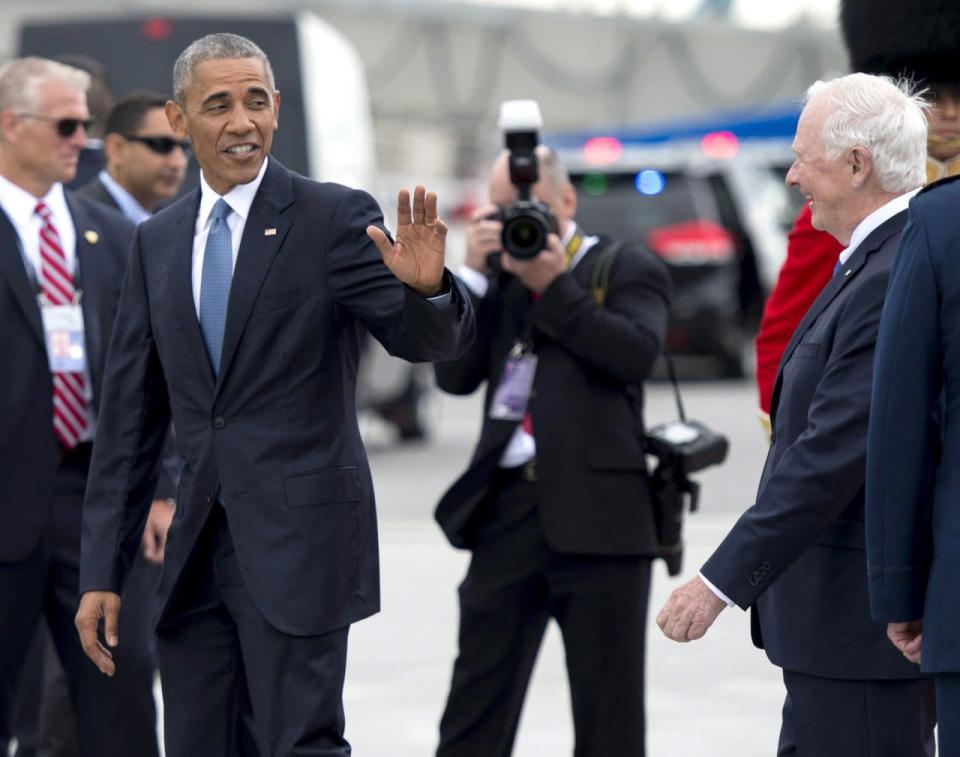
top-left (36, 201), bottom-right (88, 449)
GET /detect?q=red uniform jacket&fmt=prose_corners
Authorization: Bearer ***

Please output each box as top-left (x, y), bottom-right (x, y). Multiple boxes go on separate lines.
top-left (755, 204), bottom-right (842, 413)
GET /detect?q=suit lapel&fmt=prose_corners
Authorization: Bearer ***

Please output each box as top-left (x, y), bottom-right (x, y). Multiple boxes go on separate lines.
top-left (769, 210), bottom-right (908, 419)
top-left (168, 189), bottom-right (217, 389)
top-left (0, 207), bottom-right (44, 347)
top-left (215, 159), bottom-right (293, 392)
top-left (68, 196), bottom-right (106, 399)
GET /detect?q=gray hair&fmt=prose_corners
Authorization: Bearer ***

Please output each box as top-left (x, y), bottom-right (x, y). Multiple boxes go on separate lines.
top-left (0, 57), bottom-right (90, 113)
top-left (173, 33), bottom-right (275, 104)
top-left (806, 73), bottom-right (929, 193)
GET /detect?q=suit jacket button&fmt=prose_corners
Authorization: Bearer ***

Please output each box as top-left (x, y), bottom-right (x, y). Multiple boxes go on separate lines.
top-left (213, 417), bottom-right (226, 429)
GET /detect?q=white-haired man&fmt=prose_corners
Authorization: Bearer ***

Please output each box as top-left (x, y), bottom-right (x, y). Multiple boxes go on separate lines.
top-left (0, 58), bottom-right (159, 755)
top-left (657, 73), bottom-right (937, 756)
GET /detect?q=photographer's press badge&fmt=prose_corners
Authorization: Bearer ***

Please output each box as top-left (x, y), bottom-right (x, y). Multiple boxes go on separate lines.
top-left (489, 341), bottom-right (538, 421)
top-left (39, 294), bottom-right (87, 373)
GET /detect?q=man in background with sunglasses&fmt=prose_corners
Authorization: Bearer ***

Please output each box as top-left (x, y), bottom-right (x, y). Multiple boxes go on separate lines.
top-left (78, 90), bottom-right (189, 223)
top-left (0, 57), bottom-right (160, 757)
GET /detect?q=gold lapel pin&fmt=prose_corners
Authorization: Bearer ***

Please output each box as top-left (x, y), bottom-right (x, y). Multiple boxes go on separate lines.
top-left (264, 228), bottom-right (277, 236)
top-left (84, 230), bottom-right (99, 244)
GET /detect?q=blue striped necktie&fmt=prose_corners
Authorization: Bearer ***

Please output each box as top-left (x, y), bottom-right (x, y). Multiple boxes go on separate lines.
top-left (199, 198), bottom-right (233, 375)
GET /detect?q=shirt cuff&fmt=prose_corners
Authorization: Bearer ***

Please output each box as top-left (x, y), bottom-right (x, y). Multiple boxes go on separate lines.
top-left (699, 571), bottom-right (735, 607)
top-left (456, 265), bottom-right (489, 298)
top-left (426, 291), bottom-right (452, 309)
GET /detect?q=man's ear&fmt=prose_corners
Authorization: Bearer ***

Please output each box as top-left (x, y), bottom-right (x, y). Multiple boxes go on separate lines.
top-left (273, 89), bottom-right (281, 131)
top-left (164, 100), bottom-right (187, 140)
top-left (0, 109), bottom-right (18, 144)
top-left (849, 146), bottom-right (873, 188)
top-left (561, 182), bottom-right (577, 219)
top-left (103, 133), bottom-right (125, 169)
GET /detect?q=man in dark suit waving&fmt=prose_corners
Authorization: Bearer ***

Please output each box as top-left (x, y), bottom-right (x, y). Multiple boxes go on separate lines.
top-left (657, 73), bottom-right (936, 756)
top-left (0, 57), bottom-right (158, 756)
top-left (74, 33), bottom-right (474, 757)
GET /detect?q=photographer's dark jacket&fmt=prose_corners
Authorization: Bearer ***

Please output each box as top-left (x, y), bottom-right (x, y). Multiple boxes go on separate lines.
top-left (435, 234), bottom-right (671, 555)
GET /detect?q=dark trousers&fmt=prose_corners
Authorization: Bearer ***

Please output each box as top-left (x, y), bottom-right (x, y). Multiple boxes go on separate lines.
top-left (437, 471), bottom-right (653, 757)
top-left (0, 444), bottom-right (159, 757)
top-left (936, 674), bottom-right (960, 756)
top-left (11, 559), bottom-right (161, 757)
top-left (156, 505), bottom-right (350, 757)
top-left (776, 669), bottom-right (936, 757)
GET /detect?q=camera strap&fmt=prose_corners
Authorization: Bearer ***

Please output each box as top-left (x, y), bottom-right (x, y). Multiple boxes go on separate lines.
top-left (589, 241), bottom-right (685, 421)
top-left (564, 227), bottom-right (585, 266)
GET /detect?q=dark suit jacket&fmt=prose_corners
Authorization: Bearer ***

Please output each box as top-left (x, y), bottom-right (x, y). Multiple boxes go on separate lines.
top-left (75, 174), bottom-right (182, 500)
top-left (702, 210), bottom-right (921, 681)
top-left (74, 176), bottom-right (120, 214)
top-left (434, 237), bottom-right (671, 555)
top-left (867, 177), bottom-right (960, 674)
top-left (79, 158), bottom-right (474, 637)
top-left (0, 191), bottom-right (134, 561)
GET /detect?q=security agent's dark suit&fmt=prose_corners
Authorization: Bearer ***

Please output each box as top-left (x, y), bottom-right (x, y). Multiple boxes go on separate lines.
top-left (73, 176), bottom-right (118, 214)
top-left (867, 176), bottom-right (960, 756)
top-left (701, 210), bottom-right (935, 757)
top-left (0, 194), bottom-right (159, 757)
top-left (78, 157), bottom-right (474, 757)
top-left (434, 236), bottom-right (670, 756)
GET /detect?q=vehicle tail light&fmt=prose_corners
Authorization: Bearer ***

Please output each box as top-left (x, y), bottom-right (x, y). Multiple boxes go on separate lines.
top-left (646, 220), bottom-right (736, 265)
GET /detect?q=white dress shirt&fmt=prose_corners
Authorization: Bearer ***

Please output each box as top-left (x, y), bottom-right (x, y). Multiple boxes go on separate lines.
top-left (456, 221), bottom-right (598, 469)
top-left (191, 157), bottom-right (270, 317)
top-left (837, 187), bottom-right (921, 268)
top-left (0, 175), bottom-right (93, 441)
top-left (0, 175), bottom-right (77, 282)
top-left (699, 187), bottom-right (924, 609)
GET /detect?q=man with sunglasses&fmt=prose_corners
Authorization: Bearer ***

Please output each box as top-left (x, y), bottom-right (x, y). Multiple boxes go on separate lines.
top-left (0, 57), bottom-right (160, 757)
top-left (78, 90), bottom-right (188, 222)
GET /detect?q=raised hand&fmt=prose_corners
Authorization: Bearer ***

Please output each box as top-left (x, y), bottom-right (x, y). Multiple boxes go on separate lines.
top-left (367, 185), bottom-right (447, 297)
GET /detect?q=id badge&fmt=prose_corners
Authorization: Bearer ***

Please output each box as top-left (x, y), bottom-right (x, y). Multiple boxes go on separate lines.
top-left (489, 344), bottom-right (538, 422)
top-left (40, 302), bottom-right (87, 373)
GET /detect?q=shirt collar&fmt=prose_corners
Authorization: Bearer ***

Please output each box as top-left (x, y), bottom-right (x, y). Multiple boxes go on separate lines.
top-left (197, 155), bottom-right (270, 230)
top-left (0, 174), bottom-right (68, 229)
top-left (839, 188), bottom-right (921, 265)
top-left (561, 220), bottom-right (600, 271)
top-left (98, 170), bottom-right (151, 225)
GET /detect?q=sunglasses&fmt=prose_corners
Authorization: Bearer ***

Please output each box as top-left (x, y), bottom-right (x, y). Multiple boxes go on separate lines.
top-left (124, 135), bottom-right (191, 155)
top-left (16, 113), bottom-right (95, 138)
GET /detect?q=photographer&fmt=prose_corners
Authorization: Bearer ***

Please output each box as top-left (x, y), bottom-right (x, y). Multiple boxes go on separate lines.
top-left (433, 123), bottom-right (671, 755)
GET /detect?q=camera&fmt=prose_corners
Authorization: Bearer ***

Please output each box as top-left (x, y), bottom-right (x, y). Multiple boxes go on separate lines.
top-left (494, 100), bottom-right (558, 260)
top-left (644, 419), bottom-right (729, 576)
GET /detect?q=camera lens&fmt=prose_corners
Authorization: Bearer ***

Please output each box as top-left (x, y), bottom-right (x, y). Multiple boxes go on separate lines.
top-left (502, 216), bottom-right (547, 260)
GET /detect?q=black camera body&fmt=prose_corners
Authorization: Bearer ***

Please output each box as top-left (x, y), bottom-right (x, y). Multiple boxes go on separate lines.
top-left (497, 100), bottom-right (557, 260)
top-left (645, 419), bottom-right (729, 576)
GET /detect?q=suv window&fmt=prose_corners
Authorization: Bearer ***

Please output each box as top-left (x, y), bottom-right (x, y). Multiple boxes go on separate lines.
top-left (570, 170), bottom-right (721, 243)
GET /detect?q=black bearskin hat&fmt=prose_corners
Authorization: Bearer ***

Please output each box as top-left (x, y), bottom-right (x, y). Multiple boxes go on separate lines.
top-left (841, 0), bottom-right (960, 88)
